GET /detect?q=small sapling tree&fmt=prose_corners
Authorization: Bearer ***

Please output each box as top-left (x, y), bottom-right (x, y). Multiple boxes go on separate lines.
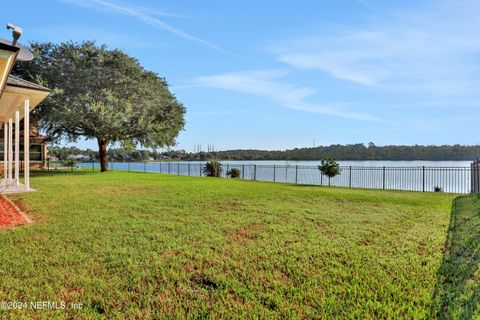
top-left (318, 157), bottom-right (340, 186)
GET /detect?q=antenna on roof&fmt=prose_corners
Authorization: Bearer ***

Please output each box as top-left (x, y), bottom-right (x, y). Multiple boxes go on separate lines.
top-left (6, 23), bottom-right (23, 47)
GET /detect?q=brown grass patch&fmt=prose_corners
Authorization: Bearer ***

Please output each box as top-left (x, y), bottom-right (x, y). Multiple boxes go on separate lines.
top-left (230, 223), bottom-right (264, 243)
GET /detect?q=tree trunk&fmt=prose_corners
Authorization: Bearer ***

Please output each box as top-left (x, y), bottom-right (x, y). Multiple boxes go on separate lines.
top-left (97, 137), bottom-right (109, 172)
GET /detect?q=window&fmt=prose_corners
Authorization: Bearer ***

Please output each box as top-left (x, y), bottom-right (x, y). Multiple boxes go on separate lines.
top-left (0, 144), bottom-right (44, 161)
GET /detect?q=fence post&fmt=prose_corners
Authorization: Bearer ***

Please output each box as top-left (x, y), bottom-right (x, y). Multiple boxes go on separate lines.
top-left (47, 159), bottom-right (50, 172)
top-left (178, 163), bottom-right (180, 175)
top-left (349, 166), bottom-right (352, 188)
top-left (475, 160), bottom-right (480, 194)
top-left (273, 165), bottom-right (276, 182)
top-left (128, 161), bottom-right (131, 172)
top-left (144, 162), bottom-right (146, 173)
top-left (475, 162), bottom-right (478, 194)
top-left (422, 166), bottom-right (425, 192)
top-left (473, 162), bottom-right (477, 194)
top-left (226, 164), bottom-right (229, 177)
top-left (382, 166), bottom-right (386, 190)
top-left (471, 163), bottom-right (473, 194)
top-left (295, 165), bottom-right (298, 184)
top-left (92, 160), bottom-right (94, 172)
top-left (474, 163), bottom-right (476, 194)
top-left (71, 161), bottom-right (74, 173)
top-left (321, 173), bottom-right (323, 186)
top-left (200, 163), bottom-right (202, 176)
top-left (242, 164), bottom-right (245, 179)
top-left (168, 162), bottom-right (171, 174)
top-left (188, 163), bottom-right (191, 176)
top-left (476, 161), bottom-right (478, 194)
top-left (253, 165), bottom-right (257, 181)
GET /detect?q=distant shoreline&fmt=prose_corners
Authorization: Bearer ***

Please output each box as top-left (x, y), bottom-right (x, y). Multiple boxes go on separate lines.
top-left (167, 144), bottom-right (480, 162)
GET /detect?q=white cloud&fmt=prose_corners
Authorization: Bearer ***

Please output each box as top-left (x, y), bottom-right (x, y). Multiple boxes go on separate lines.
top-left (189, 70), bottom-right (384, 122)
top-left (189, 110), bottom-right (251, 116)
top-left (194, 70), bottom-right (316, 104)
top-left (270, 0), bottom-right (480, 95)
top-left (61, 0), bottom-right (225, 52)
top-left (33, 24), bottom-right (155, 49)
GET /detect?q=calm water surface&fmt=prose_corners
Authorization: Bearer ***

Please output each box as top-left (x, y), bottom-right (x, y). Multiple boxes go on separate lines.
top-left (212, 160), bottom-right (472, 167)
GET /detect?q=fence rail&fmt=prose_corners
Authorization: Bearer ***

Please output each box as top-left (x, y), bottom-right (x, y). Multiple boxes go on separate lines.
top-left (72, 161), bottom-right (474, 194)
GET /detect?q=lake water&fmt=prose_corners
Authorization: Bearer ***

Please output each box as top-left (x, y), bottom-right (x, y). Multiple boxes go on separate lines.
top-left (79, 160), bottom-right (473, 168)
top-left (77, 160), bottom-right (473, 194)
top-left (194, 160), bottom-right (472, 167)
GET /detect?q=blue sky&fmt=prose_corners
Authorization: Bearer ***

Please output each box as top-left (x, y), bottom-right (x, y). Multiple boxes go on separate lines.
top-left (1, 0), bottom-right (480, 151)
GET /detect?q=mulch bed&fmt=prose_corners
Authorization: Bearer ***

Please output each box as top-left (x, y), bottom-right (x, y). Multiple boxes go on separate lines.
top-left (0, 196), bottom-right (30, 228)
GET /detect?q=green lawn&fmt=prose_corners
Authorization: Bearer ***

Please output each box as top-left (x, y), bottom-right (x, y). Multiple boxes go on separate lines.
top-left (432, 195), bottom-right (480, 319)
top-left (0, 171), bottom-right (469, 319)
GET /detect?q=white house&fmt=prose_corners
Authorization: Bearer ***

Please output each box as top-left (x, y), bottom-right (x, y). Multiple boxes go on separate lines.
top-left (0, 34), bottom-right (50, 192)
top-left (71, 154), bottom-right (91, 162)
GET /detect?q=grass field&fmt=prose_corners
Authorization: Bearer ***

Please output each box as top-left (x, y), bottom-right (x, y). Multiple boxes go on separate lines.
top-left (0, 171), bottom-right (472, 318)
top-left (432, 195), bottom-right (480, 319)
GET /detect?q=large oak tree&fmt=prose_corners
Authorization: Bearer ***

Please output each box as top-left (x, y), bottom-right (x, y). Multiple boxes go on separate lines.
top-left (13, 41), bottom-right (185, 172)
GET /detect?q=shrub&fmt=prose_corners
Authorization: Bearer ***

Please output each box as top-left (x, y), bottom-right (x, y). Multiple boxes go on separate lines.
top-left (318, 157), bottom-right (340, 186)
top-left (227, 168), bottom-right (241, 178)
top-left (433, 185), bottom-right (443, 192)
top-left (203, 160), bottom-right (222, 177)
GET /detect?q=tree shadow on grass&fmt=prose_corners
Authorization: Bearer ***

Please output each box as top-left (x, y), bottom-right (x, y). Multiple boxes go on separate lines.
top-left (431, 195), bottom-right (480, 319)
top-left (29, 169), bottom-right (97, 178)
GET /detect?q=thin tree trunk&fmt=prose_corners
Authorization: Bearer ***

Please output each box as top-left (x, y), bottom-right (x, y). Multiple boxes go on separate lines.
top-left (97, 137), bottom-right (109, 172)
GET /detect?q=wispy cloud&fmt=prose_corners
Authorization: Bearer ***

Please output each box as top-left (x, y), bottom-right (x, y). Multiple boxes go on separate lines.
top-left (132, 7), bottom-right (189, 19)
top-left (385, 100), bottom-right (480, 108)
top-left (61, 0), bottom-right (226, 52)
top-left (33, 24), bottom-right (156, 49)
top-left (189, 110), bottom-right (251, 116)
top-left (188, 70), bottom-right (384, 122)
top-left (270, 1), bottom-right (480, 96)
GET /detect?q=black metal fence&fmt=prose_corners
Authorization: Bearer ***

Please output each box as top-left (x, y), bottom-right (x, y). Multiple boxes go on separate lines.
top-left (472, 159), bottom-right (480, 195)
top-left (71, 161), bottom-right (474, 194)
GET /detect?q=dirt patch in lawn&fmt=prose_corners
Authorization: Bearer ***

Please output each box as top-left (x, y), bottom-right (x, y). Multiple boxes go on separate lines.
top-left (0, 196), bottom-right (30, 228)
top-left (230, 224), bottom-right (264, 243)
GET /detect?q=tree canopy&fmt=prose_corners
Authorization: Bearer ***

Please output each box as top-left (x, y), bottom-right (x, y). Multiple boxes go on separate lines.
top-left (13, 41), bottom-right (185, 171)
top-left (318, 157), bottom-right (340, 185)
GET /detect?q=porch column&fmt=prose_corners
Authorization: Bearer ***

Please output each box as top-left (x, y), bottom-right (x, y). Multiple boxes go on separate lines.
top-left (42, 144), bottom-right (48, 169)
top-left (14, 109), bottom-right (20, 185)
top-left (24, 97), bottom-right (30, 191)
top-left (8, 116), bottom-right (13, 181)
top-left (3, 122), bottom-right (7, 179)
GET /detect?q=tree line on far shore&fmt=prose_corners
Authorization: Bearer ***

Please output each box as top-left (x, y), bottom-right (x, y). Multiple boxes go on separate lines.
top-left (208, 143), bottom-right (480, 161)
top-left (49, 142), bottom-right (480, 162)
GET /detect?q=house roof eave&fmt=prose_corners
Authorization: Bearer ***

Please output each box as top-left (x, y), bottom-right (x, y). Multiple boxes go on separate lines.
top-left (6, 75), bottom-right (51, 93)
